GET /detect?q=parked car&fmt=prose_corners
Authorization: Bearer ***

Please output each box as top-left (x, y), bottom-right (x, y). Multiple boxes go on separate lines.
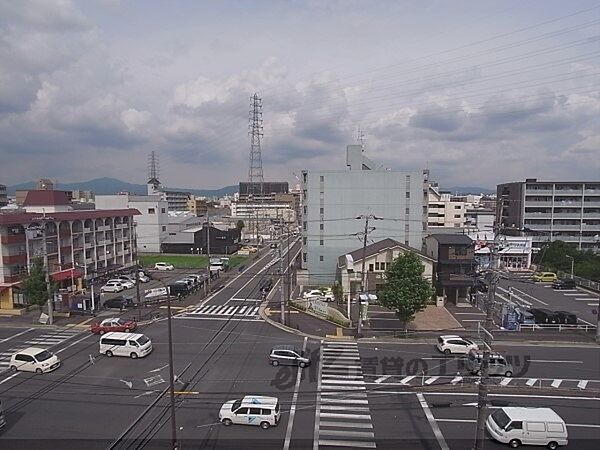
top-left (554, 310), bottom-right (577, 325)
top-left (303, 289), bottom-right (325, 299)
top-left (552, 278), bottom-right (576, 290)
top-left (269, 345), bottom-right (310, 368)
top-left (108, 278), bottom-right (134, 289)
top-left (154, 262), bottom-right (174, 271)
top-left (467, 351), bottom-right (514, 377)
top-left (9, 347), bottom-right (61, 374)
top-left (436, 335), bottom-right (479, 355)
top-left (532, 272), bottom-right (558, 282)
top-left (528, 308), bottom-right (560, 325)
top-left (91, 318), bottom-right (137, 335)
top-left (168, 282), bottom-right (191, 297)
top-left (100, 281), bottom-right (124, 293)
top-left (516, 309), bottom-right (536, 325)
top-left (103, 296), bottom-right (134, 310)
top-left (241, 246), bottom-right (258, 253)
top-left (137, 273), bottom-right (150, 283)
top-left (116, 275), bottom-right (137, 285)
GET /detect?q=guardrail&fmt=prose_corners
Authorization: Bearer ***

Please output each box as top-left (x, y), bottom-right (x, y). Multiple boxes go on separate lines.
top-left (517, 323), bottom-right (597, 332)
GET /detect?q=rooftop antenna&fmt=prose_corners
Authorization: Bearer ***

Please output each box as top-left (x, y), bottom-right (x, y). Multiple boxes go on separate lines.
top-left (357, 126), bottom-right (366, 151)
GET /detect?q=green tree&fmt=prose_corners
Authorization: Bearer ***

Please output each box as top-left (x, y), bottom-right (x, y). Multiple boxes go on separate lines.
top-left (536, 240), bottom-right (600, 281)
top-left (22, 258), bottom-right (53, 307)
top-left (378, 252), bottom-right (435, 330)
top-left (236, 220), bottom-right (245, 231)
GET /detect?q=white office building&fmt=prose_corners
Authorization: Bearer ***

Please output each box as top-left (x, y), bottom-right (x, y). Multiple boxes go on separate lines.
top-left (301, 145), bottom-right (428, 285)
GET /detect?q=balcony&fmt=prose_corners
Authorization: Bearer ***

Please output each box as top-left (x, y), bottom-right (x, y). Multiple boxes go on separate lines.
top-left (552, 213), bottom-right (582, 219)
top-left (553, 201), bottom-right (582, 207)
top-left (2, 254), bottom-right (27, 265)
top-left (524, 201), bottom-right (553, 207)
top-left (584, 189), bottom-right (600, 196)
top-left (525, 189), bottom-right (553, 195)
top-left (1, 234), bottom-right (26, 244)
top-left (554, 189), bottom-right (583, 195)
top-left (551, 225), bottom-right (581, 231)
top-left (3, 274), bottom-right (25, 284)
top-left (83, 227), bottom-right (93, 233)
top-left (524, 212), bottom-right (552, 219)
top-left (525, 224), bottom-right (551, 231)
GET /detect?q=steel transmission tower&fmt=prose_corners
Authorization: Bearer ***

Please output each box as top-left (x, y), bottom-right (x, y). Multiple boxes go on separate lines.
top-left (248, 93), bottom-right (264, 243)
top-left (148, 151), bottom-right (160, 181)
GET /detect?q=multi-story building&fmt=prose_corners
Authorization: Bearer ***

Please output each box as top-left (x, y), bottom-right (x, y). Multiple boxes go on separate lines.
top-left (427, 184), bottom-right (467, 229)
top-left (497, 179), bottom-right (600, 252)
top-left (187, 197), bottom-right (208, 216)
top-left (95, 194), bottom-right (168, 253)
top-left (0, 190), bottom-right (139, 310)
top-left (231, 201), bottom-right (296, 223)
top-left (0, 184), bottom-right (7, 208)
top-left (238, 181), bottom-right (288, 201)
top-left (301, 144), bottom-right (428, 285)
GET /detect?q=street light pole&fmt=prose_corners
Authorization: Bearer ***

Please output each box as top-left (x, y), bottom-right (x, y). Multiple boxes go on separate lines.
top-left (566, 255), bottom-right (574, 279)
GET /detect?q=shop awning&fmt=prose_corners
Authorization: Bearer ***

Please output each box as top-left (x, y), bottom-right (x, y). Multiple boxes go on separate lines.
top-left (51, 268), bottom-right (84, 282)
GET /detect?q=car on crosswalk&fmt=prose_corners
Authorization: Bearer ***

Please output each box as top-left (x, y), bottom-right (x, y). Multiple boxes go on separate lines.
top-left (436, 335), bottom-right (479, 355)
top-left (9, 347), bottom-right (61, 374)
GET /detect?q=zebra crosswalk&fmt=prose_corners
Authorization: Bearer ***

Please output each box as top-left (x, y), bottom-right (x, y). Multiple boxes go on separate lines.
top-left (316, 341), bottom-right (376, 449)
top-left (0, 328), bottom-right (82, 369)
top-left (177, 304), bottom-right (261, 321)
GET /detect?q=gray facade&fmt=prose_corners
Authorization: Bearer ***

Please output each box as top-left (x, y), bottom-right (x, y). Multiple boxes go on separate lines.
top-left (301, 145), bottom-right (427, 285)
top-left (497, 179), bottom-right (600, 252)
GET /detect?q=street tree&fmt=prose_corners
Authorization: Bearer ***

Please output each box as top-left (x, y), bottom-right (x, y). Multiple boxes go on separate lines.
top-left (378, 252), bottom-right (435, 330)
top-left (22, 258), bottom-right (54, 307)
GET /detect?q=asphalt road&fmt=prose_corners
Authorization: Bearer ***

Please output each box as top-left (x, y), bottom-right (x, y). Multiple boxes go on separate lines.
top-left (1, 239), bottom-right (599, 450)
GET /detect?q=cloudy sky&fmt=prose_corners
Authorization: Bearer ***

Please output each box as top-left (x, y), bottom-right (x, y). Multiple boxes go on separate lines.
top-left (1, 0), bottom-right (599, 190)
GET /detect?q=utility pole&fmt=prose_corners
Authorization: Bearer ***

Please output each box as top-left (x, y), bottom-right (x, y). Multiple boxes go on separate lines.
top-left (278, 236), bottom-right (285, 325)
top-left (473, 230), bottom-right (501, 450)
top-left (355, 214), bottom-right (381, 337)
top-left (165, 285), bottom-right (178, 449)
top-left (41, 225), bottom-right (54, 325)
top-left (135, 264), bottom-right (141, 322)
top-left (206, 213), bottom-right (211, 294)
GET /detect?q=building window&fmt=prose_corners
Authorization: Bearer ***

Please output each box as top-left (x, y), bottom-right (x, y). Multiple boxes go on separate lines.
top-left (405, 240), bottom-right (410, 245)
top-left (375, 262), bottom-right (380, 270)
top-left (320, 207), bottom-right (324, 214)
top-left (405, 207), bottom-right (410, 215)
top-left (303, 221), bottom-right (307, 231)
top-left (303, 172), bottom-right (308, 183)
top-left (303, 253), bottom-right (307, 262)
top-left (320, 239), bottom-right (324, 246)
top-left (406, 191), bottom-right (410, 199)
top-left (320, 223), bottom-right (324, 230)
top-left (454, 205), bottom-right (461, 209)
top-left (148, 208), bottom-right (155, 214)
top-left (303, 237), bottom-right (307, 245)
top-left (319, 255), bottom-right (324, 262)
top-left (406, 175), bottom-right (410, 182)
top-left (454, 214), bottom-right (461, 218)
top-left (161, 208), bottom-right (166, 213)
top-left (369, 264), bottom-right (374, 272)
top-left (162, 226), bottom-right (166, 232)
top-left (320, 175), bottom-right (324, 182)
top-left (405, 223), bottom-right (409, 232)
top-left (303, 206), bottom-right (307, 214)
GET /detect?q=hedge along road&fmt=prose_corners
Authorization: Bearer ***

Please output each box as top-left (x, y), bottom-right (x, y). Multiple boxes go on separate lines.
top-left (139, 254), bottom-right (248, 269)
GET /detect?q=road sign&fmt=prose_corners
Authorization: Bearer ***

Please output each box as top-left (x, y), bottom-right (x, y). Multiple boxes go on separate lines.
top-left (39, 313), bottom-right (49, 324)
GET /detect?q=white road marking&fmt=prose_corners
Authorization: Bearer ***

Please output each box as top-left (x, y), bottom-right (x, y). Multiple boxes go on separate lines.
top-left (374, 375), bottom-right (391, 383)
top-left (499, 378), bottom-right (512, 386)
top-left (55, 333), bottom-right (92, 354)
top-left (530, 360), bottom-right (583, 364)
top-left (400, 375), bottom-right (416, 384)
top-left (320, 405), bottom-right (370, 412)
top-left (578, 380), bottom-right (588, 389)
top-left (577, 318), bottom-right (595, 326)
top-left (424, 376), bottom-right (439, 385)
top-left (319, 429), bottom-right (374, 438)
top-left (321, 398), bottom-right (369, 405)
top-left (416, 393), bottom-right (449, 450)
top-left (564, 293), bottom-right (584, 296)
top-left (551, 379), bottom-right (563, 388)
top-left (319, 412), bottom-right (371, 420)
top-left (319, 421), bottom-right (373, 428)
top-left (313, 341), bottom-right (324, 450)
top-left (451, 376), bottom-right (463, 385)
top-left (283, 336), bottom-right (307, 450)
top-left (317, 440), bottom-right (376, 449)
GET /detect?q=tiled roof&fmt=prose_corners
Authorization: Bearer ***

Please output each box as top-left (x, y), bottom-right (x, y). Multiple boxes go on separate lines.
top-left (23, 190), bottom-right (71, 206)
top-left (427, 234), bottom-right (474, 245)
top-left (339, 238), bottom-right (434, 267)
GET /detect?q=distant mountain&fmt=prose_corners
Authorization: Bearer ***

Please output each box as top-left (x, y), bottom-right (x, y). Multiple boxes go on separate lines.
top-left (6, 177), bottom-right (238, 198)
top-left (445, 186), bottom-right (495, 195)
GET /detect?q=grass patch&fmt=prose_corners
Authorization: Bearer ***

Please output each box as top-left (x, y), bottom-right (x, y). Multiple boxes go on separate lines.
top-left (139, 254), bottom-right (248, 269)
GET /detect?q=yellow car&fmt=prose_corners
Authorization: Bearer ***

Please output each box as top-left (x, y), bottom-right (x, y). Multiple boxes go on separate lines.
top-left (532, 272), bottom-right (558, 282)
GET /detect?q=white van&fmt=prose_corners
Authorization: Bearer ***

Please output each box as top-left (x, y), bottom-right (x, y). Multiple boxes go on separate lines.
top-left (219, 396), bottom-right (280, 429)
top-left (100, 332), bottom-right (152, 358)
top-left (486, 407), bottom-right (568, 449)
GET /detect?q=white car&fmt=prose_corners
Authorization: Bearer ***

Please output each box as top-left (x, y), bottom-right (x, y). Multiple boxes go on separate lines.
top-left (10, 347), bottom-right (61, 374)
top-left (303, 289), bottom-right (324, 299)
top-left (436, 335), bottom-right (479, 355)
top-left (108, 278), bottom-right (134, 289)
top-left (219, 396), bottom-right (280, 429)
top-left (100, 281), bottom-right (124, 293)
top-left (154, 262), bottom-right (174, 271)
top-left (137, 272), bottom-right (150, 283)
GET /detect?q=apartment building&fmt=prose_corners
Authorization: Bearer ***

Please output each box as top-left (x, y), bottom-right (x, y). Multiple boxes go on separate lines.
top-left (0, 190), bottom-right (139, 310)
top-left (497, 179), bottom-right (600, 252)
top-left (427, 185), bottom-right (467, 229)
top-left (301, 145), bottom-right (428, 285)
top-left (95, 194), bottom-right (168, 253)
top-left (0, 184), bottom-right (7, 208)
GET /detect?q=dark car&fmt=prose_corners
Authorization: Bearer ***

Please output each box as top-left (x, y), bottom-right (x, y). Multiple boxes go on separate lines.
top-left (528, 308), bottom-right (560, 325)
top-left (103, 296), bottom-right (134, 310)
top-left (552, 279), bottom-right (576, 290)
top-left (270, 243), bottom-right (278, 249)
top-left (168, 282), bottom-right (191, 297)
top-left (554, 310), bottom-right (577, 325)
top-left (259, 278), bottom-right (273, 293)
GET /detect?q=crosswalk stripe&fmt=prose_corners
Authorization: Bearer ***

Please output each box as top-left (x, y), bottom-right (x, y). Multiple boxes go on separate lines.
top-left (551, 379), bottom-right (563, 388)
top-left (321, 385), bottom-right (366, 390)
top-left (375, 375), bottom-right (391, 383)
top-left (319, 412), bottom-right (371, 420)
top-left (318, 439), bottom-right (376, 449)
top-left (319, 421), bottom-right (373, 429)
top-left (400, 375), bottom-right (416, 384)
top-left (424, 376), bottom-right (439, 385)
top-left (320, 405), bottom-right (371, 412)
top-left (578, 380), bottom-right (588, 389)
top-left (319, 429), bottom-right (375, 438)
top-left (321, 398), bottom-right (369, 405)
top-left (238, 306), bottom-right (247, 315)
top-left (322, 379), bottom-right (365, 385)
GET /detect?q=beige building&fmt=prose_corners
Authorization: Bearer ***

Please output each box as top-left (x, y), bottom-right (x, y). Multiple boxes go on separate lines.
top-left (337, 238), bottom-right (434, 297)
top-left (428, 185), bottom-right (466, 229)
top-left (187, 197), bottom-right (209, 216)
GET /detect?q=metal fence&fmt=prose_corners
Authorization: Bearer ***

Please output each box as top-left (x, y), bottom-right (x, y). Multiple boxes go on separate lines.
top-left (557, 271), bottom-right (600, 293)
